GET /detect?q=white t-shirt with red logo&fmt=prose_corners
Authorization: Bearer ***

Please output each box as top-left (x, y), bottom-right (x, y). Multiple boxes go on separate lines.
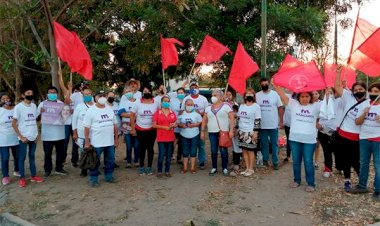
top-left (256, 90), bottom-right (283, 129)
top-left (237, 103), bottom-right (261, 132)
top-left (205, 104), bottom-right (233, 133)
top-left (288, 99), bottom-right (320, 144)
top-left (131, 100), bottom-right (159, 130)
top-left (13, 102), bottom-right (38, 141)
top-left (0, 108), bottom-right (18, 146)
top-left (357, 102), bottom-right (380, 140)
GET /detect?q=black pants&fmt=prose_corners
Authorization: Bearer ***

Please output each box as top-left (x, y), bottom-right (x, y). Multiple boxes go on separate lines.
top-left (284, 126), bottom-right (291, 158)
top-left (318, 131), bottom-right (335, 171)
top-left (233, 152), bottom-right (242, 165)
top-left (137, 129), bottom-right (156, 168)
top-left (336, 134), bottom-right (360, 179)
top-left (174, 133), bottom-right (183, 161)
top-left (43, 139), bottom-right (65, 173)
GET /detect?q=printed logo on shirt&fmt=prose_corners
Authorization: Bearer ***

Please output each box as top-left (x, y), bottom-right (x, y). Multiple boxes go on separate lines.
top-left (143, 110), bottom-right (153, 115)
top-left (296, 109), bottom-right (314, 118)
top-left (239, 111), bottom-right (250, 119)
top-left (366, 112), bottom-right (378, 121)
top-left (348, 107), bottom-right (359, 118)
top-left (101, 114), bottom-right (109, 119)
top-left (301, 109), bottom-right (310, 114)
top-left (194, 104), bottom-right (199, 109)
top-left (27, 113), bottom-right (34, 118)
top-left (114, 110), bottom-right (118, 115)
top-left (7, 115), bottom-right (13, 120)
top-left (260, 100), bottom-right (272, 109)
top-left (262, 100), bottom-right (270, 105)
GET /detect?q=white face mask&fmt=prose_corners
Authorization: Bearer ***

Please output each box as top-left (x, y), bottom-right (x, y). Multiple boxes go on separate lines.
top-left (185, 105), bottom-right (194, 112)
top-left (98, 97), bottom-right (107, 105)
top-left (211, 96), bottom-right (218, 104)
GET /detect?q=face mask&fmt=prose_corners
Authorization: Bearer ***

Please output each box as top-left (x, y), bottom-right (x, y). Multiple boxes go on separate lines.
top-left (47, 93), bottom-right (58, 101)
top-left (353, 91), bottom-right (366, 99)
top-left (245, 96), bottom-right (254, 102)
top-left (190, 88), bottom-right (199, 95)
top-left (4, 101), bottom-right (11, 106)
top-left (369, 94), bottom-right (379, 102)
top-left (125, 92), bottom-right (133, 99)
top-left (211, 96), bottom-right (218, 104)
top-left (177, 94), bottom-right (185, 100)
top-left (107, 97), bottom-right (115, 104)
top-left (24, 95), bottom-right (34, 101)
top-left (261, 85), bottom-right (269, 91)
top-left (97, 97), bottom-right (107, 105)
top-left (143, 93), bottom-right (152, 99)
top-left (160, 90), bottom-right (165, 95)
top-left (185, 106), bottom-right (194, 112)
top-left (162, 102), bottom-right (170, 109)
top-left (83, 95), bottom-right (92, 103)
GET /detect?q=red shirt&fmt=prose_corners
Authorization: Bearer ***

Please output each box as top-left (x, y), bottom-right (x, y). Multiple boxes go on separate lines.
top-left (153, 110), bottom-right (177, 142)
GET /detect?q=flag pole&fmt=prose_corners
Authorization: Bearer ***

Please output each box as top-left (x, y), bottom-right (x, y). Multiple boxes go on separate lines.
top-left (189, 62), bottom-right (196, 76)
top-left (162, 68), bottom-right (166, 88)
top-left (224, 83), bottom-right (229, 94)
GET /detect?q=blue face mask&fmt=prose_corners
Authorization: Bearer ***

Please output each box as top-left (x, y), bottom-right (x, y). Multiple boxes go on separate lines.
top-left (83, 95), bottom-right (92, 103)
top-left (162, 102), bottom-right (170, 109)
top-left (47, 93), bottom-right (58, 101)
top-left (125, 92), bottom-right (133, 99)
top-left (177, 94), bottom-right (185, 100)
top-left (190, 88), bottom-right (199, 95)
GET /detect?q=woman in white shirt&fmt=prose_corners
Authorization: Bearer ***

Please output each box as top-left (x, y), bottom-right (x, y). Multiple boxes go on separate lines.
top-left (200, 90), bottom-right (234, 176)
top-left (237, 88), bottom-right (261, 177)
top-left (0, 93), bottom-right (19, 185)
top-left (274, 85), bottom-right (320, 192)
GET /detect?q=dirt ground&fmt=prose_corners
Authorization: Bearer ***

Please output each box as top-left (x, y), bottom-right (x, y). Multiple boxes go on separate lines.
top-left (0, 136), bottom-right (380, 226)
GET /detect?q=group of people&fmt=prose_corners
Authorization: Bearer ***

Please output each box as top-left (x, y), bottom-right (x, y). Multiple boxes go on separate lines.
top-left (0, 75), bottom-right (379, 200)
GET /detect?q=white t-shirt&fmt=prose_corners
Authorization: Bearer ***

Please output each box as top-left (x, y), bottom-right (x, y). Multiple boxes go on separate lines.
top-left (108, 102), bottom-right (121, 128)
top-left (283, 93), bottom-right (292, 127)
top-left (182, 95), bottom-right (209, 114)
top-left (357, 102), bottom-right (380, 139)
top-left (120, 91), bottom-right (142, 108)
top-left (0, 108), bottom-right (18, 146)
top-left (170, 96), bottom-right (184, 133)
top-left (205, 104), bottom-right (233, 132)
top-left (340, 89), bottom-right (369, 134)
top-left (319, 97), bottom-right (344, 131)
top-left (237, 103), bottom-right (261, 132)
top-left (72, 103), bottom-right (92, 138)
top-left (288, 99), bottom-right (320, 144)
top-left (256, 90), bottom-right (283, 129)
top-left (179, 111), bottom-right (202, 139)
top-left (83, 105), bottom-right (117, 148)
top-left (70, 92), bottom-right (84, 109)
top-left (13, 102), bottom-right (38, 141)
top-left (37, 101), bottom-right (65, 141)
top-left (131, 100), bottom-right (159, 129)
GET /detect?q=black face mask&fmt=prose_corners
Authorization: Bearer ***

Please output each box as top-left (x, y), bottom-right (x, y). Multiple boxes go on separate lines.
top-left (24, 95), bottom-right (34, 101)
top-left (353, 92), bottom-right (366, 99)
top-left (107, 97), bottom-right (115, 104)
top-left (143, 93), bottom-right (152, 99)
top-left (261, 85), bottom-right (269, 91)
top-left (160, 90), bottom-right (164, 95)
top-left (245, 96), bottom-right (254, 102)
top-left (369, 94), bottom-right (379, 102)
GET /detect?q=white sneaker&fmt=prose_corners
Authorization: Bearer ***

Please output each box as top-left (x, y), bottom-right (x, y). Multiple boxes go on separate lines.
top-left (244, 169), bottom-right (254, 177)
top-left (240, 169), bottom-right (248, 175)
top-left (13, 172), bottom-right (20, 177)
top-left (322, 171), bottom-right (331, 178)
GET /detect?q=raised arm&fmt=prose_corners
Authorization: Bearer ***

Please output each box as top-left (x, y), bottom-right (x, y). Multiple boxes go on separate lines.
top-left (273, 84), bottom-right (289, 106)
top-left (334, 68), bottom-right (343, 97)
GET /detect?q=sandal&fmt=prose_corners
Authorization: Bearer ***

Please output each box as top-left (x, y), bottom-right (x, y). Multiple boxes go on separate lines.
top-left (291, 182), bottom-right (300, 188)
top-left (190, 169), bottom-right (197, 174)
top-left (181, 169), bottom-right (188, 174)
top-left (305, 186), bottom-right (316, 192)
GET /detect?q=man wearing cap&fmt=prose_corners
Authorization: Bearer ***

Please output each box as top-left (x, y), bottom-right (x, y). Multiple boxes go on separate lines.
top-left (84, 90), bottom-right (118, 187)
top-left (181, 83), bottom-right (209, 169)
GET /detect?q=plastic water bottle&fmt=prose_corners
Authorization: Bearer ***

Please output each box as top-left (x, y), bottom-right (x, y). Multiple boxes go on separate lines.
top-left (256, 151), bottom-right (263, 166)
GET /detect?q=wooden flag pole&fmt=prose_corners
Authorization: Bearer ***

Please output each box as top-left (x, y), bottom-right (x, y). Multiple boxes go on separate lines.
top-left (224, 83), bottom-right (229, 94)
top-left (189, 62), bottom-right (196, 76)
top-left (162, 68), bottom-right (166, 88)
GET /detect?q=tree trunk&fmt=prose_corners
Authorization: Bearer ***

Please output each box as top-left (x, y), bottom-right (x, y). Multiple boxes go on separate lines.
top-left (14, 49), bottom-right (22, 103)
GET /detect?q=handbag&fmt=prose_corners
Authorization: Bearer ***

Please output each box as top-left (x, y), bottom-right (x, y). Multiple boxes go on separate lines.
top-left (79, 145), bottom-right (98, 170)
top-left (213, 106), bottom-right (232, 148)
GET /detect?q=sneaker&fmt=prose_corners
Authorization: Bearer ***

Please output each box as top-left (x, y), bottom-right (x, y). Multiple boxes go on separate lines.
top-left (2, 177), bottom-right (10, 185)
top-left (273, 164), bottom-right (279, 170)
top-left (89, 181), bottom-right (99, 187)
top-left (134, 163), bottom-right (140, 168)
top-left (306, 186), bottom-right (316, 192)
top-left (284, 157), bottom-right (289, 162)
top-left (105, 177), bottom-right (116, 183)
top-left (13, 172), bottom-right (20, 177)
top-left (80, 170), bottom-right (88, 177)
top-left (240, 169), bottom-right (248, 175)
top-left (71, 163), bottom-right (78, 168)
top-left (229, 170), bottom-right (238, 177)
top-left (138, 167), bottom-right (146, 175)
top-left (43, 172), bottom-right (51, 178)
top-left (19, 178), bottom-right (26, 187)
top-left (314, 163), bottom-right (319, 169)
top-left (157, 172), bottom-right (163, 178)
top-left (54, 169), bottom-right (68, 175)
top-left (199, 162), bottom-right (205, 170)
top-left (222, 169), bottom-right (228, 176)
top-left (114, 163), bottom-right (120, 168)
top-left (209, 168), bottom-right (217, 176)
top-left (344, 181), bottom-right (352, 192)
top-left (322, 171), bottom-right (331, 178)
top-left (30, 176), bottom-right (44, 183)
top-left (263, 160), bottom-right (269, 167)
top-left (145, 167), bottom-right (153, 175)
top-left (350, 185), bottom-right (368, 194)
top-left (126, 163), bottom-right (132, 168)
top-left (244, 169), bottom-right (254, 177)
top-left (373, 191), bottom-right (380, 201)
top-left (165, 172), bottom-right (172, 177)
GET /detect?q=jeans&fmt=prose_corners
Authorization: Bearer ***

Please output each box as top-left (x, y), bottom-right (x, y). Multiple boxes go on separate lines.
top-left (43, 140), bottom-right (65, 173)
top-left (0, 146), bottom-right (19, 177)
top-left (260, 129), bottom-right (279, 165)
top-left (157, 142), bottom-right (173, 173)
top-left (18, 140), bottom-right (37, 178)
top-left (358, 139), bottom-right (380, 192)
top-left (137, 129), bottom-right (156, 168)
top-left (198, 138), bottom-right (206, 164)
top-left (64, 125), bottom-right (79, 164)
top-left (182, 135), bottom-right (199, 158)
top-left (174, 133), bottom-right (183, 161)
top-left (209, 132), bottom-right (228, 170)
top-left (89, 146), bottom-right (115, 183)
top-left (124, 133), bottom-right (139, 164)
top-left (290, 140), bottom-right (316, 187)
top-left (284, 126), bottom-right (291, 158)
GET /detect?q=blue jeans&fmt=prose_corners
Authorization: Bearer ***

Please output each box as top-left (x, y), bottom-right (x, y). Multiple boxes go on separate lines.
top-left (290, 141), bottom-right (316, 187)
top-left (198, 138), bottom-right (206, 164)
top-left (18, 140), bottom-right (37, 178)
top-left (260, 129), bottom-right (279, 165)
top-left (157, 142), bottom-right (173, 173)
top-left (0, 146), bottom-right (19, 177)
top-left (64, 125), bottom-right (79, 164)
top-left (358, 139), bottom-right (380, 192)
top-left (124, 133), bottom-right (139, 164)
top-left (209, 132), bottom-right (228, 170)
top-left (182, 135), bottom-right (199, 158)
top-left (89, 146), bottom-right (115, 183)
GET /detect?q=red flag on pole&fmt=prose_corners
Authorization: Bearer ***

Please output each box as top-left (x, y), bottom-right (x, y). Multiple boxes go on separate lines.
top-left (228, 41), bottom-right (259, 95)
top-left (195, 35), bottom-right (232, 63)
top-left (323, 63), bottom-right (356, 89)
top-left (357, 29), bottom-right (380, 76)
top-left (277, 54), bottom-right (303, 73)
top-left (160, 35), bottom-right (184, 70)
top-left (53, 21), bottom-right (93, 80)
top-left (273, 61), bottom-right (326, 92)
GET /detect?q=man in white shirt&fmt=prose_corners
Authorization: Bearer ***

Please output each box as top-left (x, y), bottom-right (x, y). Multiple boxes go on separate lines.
top-left (84, 91), bottom-right (118, 187)
top-left (256, 78), bottom-right (284, 170)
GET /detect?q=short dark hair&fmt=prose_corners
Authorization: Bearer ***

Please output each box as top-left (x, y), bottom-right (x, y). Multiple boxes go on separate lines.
top-left (47, 86), bottom-right (58, 93)
top-left (177, 87), bottom-right (185, 93)
top-left (260, 77), bottom-right (269, 83)
top-left (368, 82), bottom-right (380, 92)
top-left (351, 81), bottom-right (367, 92)
top-left (21, 87), bottom-right (33, 94)
top-left (141, 85), bottom-right (153, 93)
top-left (296, 92), bottom-right (314, 104)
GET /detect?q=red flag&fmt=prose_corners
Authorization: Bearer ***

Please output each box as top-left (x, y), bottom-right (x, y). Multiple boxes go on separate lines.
top-left (357, 29), bottom-right (380, 76)
top-left (228, 41), bottom-right (259, 95)
top-left (160, 35), bottom-right (184, 70)
top-left (273, 61), bottom-right (326, 92)
top-left (53, 21), bottom-right (93, 80)
top-left (323, 63), bottom-right (356, 89)
top-left (278, 54), bottom-right (303, 73)
top-left (195, 35), bottom-right (232, 63)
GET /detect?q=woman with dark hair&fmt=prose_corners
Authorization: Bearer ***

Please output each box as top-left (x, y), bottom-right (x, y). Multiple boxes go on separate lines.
top-left (130, 85), bottom-right (158, 175)
top-left (335, 76), bottom-right (369, 192)
top-left (274, 84), bottom-right (320, 192)
top-left (0, 93), bottom-right (19, 185)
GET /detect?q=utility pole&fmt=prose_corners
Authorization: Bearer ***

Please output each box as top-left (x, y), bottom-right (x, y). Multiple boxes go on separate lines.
top-left (261, 0), bottom-right (267, 78)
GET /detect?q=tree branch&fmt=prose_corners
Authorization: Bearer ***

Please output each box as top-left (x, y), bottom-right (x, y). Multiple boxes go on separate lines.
top-left (53, 0), bottom-right (78, 21)
top-left (0, 72), bottom-right (16, 93)
top-left (26, 16), bottom-right (51, 66)
top-left (81, 9), bottom-right (116, 40)
top-left (16, 63), bottom-right (51, 74)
